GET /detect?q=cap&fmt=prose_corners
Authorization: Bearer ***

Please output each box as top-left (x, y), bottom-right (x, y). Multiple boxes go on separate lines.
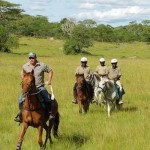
top-left (28, 52), bottom-right (36, 58)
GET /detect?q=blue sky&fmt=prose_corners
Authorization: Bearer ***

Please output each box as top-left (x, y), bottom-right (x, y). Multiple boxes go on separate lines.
top-left (7, 0), bottom-right (150, 26)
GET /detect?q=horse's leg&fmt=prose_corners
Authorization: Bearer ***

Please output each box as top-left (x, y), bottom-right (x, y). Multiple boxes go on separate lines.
top-left (16, 122), bottom-right (28, 150)
top-left (78, 101), bottom-right (82, 114)
top-left (43, 123), bottom-right (49, 149)
top-left (99, 93), bottom-right (102, 106)
top-left (37, 125), bottom-right (43, 149)
top-left (95, 91), bottom-right (98, 105)
top-left (107, 100), bottom-right (111, 117)
top-left (53, 112), bottom-right (59, 138)
top-left (48, 118), bottom-right (54, 144)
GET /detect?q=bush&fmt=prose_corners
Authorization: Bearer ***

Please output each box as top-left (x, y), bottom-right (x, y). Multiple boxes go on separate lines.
top-left (63, 39), bottom-right (77, 55)
top-left (0, 26), bottom-right (19, 52)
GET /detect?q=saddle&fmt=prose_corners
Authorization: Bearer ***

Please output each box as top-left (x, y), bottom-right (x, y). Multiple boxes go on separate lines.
top-left (115, 85), bottom-right (125, 100)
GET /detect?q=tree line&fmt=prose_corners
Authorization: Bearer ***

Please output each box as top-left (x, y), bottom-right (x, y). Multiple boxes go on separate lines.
top-left (0, 0), bottom-right (150, 54)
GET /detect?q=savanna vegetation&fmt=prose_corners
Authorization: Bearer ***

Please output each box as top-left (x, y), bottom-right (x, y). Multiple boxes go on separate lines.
top-left (0, 1), bottom-right (150, 54)
top-left (0, 1), bottom-right (150, 150)
top-left (0, 37), bottom-right (150, 150)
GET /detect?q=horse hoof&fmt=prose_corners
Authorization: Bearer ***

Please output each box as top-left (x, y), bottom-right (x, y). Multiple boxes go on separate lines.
top-left (40, 145), bottom-right (46, 150)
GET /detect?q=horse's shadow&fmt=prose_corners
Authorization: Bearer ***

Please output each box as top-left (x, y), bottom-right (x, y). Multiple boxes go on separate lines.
top-left (121, 106), bottom-right (138, 112)
top-left (59, 134), bottom-right (89, 148)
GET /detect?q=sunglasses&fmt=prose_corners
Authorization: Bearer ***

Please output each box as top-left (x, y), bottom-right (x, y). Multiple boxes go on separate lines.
top-left (29, 57), bottom-right (35, 59)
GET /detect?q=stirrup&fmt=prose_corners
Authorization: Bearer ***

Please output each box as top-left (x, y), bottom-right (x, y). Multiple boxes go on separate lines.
top-left (72, 99), bottom-right (78, 104)
top-left (91, 99), bottom-right (96, 103)
top-left (72, 101), bottom-right (78, 104)
top-left (119, 100), bottom-right (123, 105)
top-left (49, 113), bottom-right (55, 119)
top-left (14, 116), bottom-right (22, 123)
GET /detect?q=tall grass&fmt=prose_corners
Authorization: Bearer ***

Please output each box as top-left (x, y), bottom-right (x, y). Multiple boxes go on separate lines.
top-left (0, 37), bottom-right (150, 150)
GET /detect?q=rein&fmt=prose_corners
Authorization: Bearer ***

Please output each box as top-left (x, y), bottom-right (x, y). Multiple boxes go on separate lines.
top-left (22, 81), bottom-right (44, 112)
top-left (23, 88), bottom-right (44, 96)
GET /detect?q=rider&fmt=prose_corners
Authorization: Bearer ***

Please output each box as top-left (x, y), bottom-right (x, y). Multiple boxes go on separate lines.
top-left (95, 58), bottom-right (108, 79)
top-left (72, 57), bottom-right (94, 104)
top-left (14, 52), bottom-right (54, 122)
top-left (107, 58), bottom-right (124, 104)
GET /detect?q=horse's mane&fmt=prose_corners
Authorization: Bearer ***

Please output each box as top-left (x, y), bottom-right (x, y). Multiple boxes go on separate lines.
top-left (106, 80), bottom-right (115, 91)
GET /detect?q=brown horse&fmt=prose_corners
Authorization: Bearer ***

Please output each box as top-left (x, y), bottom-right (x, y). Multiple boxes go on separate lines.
top-left (16, 70), bottom-right (59, 150)
top-left (76, 74), bottom-right (91, 114)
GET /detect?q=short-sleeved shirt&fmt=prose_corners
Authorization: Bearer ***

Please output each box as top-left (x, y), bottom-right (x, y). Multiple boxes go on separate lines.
top-left (107, 67), bottom-right (121, 80)
top-left (22, 61), bottom-right (52, 87)
top-left (75, 65), bottom-right (91, 81)
top-left (96, 65), bottom-right (108, 76)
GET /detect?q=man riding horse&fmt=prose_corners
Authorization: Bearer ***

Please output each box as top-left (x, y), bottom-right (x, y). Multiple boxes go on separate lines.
top-left (107, 58), bottom-right (124, 105)
top-left (94, 58), bottom-right (108, 79)
top-left (14, 52), bottom-right (54, 123)
top-left (72, 57), bottom-right (94, 104)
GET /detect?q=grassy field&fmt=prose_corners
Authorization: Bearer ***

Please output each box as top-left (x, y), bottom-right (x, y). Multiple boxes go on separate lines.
top-left (0, 37), bottom-right (150, 150)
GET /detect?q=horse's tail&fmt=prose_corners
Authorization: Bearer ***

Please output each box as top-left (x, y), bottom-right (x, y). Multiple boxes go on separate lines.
top-left (53, 111), bottom-right (60, 138)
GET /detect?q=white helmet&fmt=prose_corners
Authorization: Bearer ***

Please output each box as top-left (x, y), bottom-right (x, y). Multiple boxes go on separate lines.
top-left (99, 58), bottom-right (105, 62)
top-left (81, 57), bottom-right (87, 62)
top-left (111, 58), bottom-right (118, 63)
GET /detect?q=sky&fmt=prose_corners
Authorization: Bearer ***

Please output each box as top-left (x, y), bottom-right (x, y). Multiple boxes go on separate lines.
top-left (6, 0), bottom-right (150, 27)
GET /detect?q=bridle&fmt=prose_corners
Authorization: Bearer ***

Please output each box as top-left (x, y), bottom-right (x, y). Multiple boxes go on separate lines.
top-left (22, 79), bottom-right (42, 112)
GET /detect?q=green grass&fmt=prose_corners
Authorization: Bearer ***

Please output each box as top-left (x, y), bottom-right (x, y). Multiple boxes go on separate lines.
top-left (0, 37), bottom-right (150, 150)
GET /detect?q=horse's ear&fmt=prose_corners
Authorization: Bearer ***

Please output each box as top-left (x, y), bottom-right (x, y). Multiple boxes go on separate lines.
top-left (22, 69), bottom-right (27, 77)
top-left (75, 73), bottom-right (78, 77)
top-left (31, 69), bottom-right (34, 75)
top-left (81, 74), bottom-right (84, 77)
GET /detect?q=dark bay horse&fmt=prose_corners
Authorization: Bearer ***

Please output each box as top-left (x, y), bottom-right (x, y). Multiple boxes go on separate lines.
top-left (76, 74), bottom-right (91, 114)
top-left (16, 70), bottom-right (59, 150)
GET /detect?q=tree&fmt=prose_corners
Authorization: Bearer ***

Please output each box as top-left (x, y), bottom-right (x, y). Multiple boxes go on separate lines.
top-left (0, 0), bottom-right (23, 52)
top-left (63, 24), bottom-right (93, 54)
top-left (94, 24), bottom-right (114, 42)
top-left (78, 19), bottom-right (97, 28)
top-left (61, 19), bottom-right (76, 38)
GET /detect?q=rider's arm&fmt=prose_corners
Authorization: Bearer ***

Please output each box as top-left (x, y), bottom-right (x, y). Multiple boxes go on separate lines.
top-left (20, 70), bottom-right (24, 79)
top-left (116, 68), bottom-right (121, 80)
top-left (45, 70), bottom-right (53, 85)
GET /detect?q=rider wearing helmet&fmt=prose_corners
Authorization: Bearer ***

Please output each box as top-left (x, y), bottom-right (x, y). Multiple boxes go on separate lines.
top-left (72, 57), bottom-right (94, 104)
top-left (95, 58), bottom-right (108, 79)
top-left (107, 58), bottom-right (124, 104)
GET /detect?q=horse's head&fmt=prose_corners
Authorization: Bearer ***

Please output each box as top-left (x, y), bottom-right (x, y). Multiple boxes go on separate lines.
top-left (22, 70), bottom-right (35, 94)
top-left (76, 74), bottom-right (85, 86)
top-left (98, 79), bottom-right (115, 93)
top-left (98, 78), bottom-right (109, 92)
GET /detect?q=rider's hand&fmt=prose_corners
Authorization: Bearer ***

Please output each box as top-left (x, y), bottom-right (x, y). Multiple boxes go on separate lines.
top-left (45, 81), bottom-right (51, 85)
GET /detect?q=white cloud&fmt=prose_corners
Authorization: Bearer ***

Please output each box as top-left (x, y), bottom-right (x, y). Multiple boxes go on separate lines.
top-left (79, 2), bottom-right (96, 9)
top-left (28, 6), bottom-right (45, 11)
top-left (7, 0), bottom-right (150, 26)
top-left (76, 6), bottom-right (150, 22)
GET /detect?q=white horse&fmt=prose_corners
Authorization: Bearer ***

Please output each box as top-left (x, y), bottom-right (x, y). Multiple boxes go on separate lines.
top-left (94, 78), bottom-right (120, 117)
top-left (90, 73), bottom-right (102, 103)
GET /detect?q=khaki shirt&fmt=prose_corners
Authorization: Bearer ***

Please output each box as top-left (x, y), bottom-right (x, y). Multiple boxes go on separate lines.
top-left (75, 65), bottom-right (91, 81)
top-left (96, 65), bottom-right (108, 76)
top-left (107, 67), bottom-right (121, 80)
top-left (22, 61), bottom-right (52, 87)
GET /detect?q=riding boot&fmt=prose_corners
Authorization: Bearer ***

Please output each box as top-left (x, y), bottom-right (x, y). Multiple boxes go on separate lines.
top-left (14, 103), bottom-right (23, 123)
top-left (72, 84), bottom-right (78, 104)
top-left (14, 111), bottom-right (22, 123)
